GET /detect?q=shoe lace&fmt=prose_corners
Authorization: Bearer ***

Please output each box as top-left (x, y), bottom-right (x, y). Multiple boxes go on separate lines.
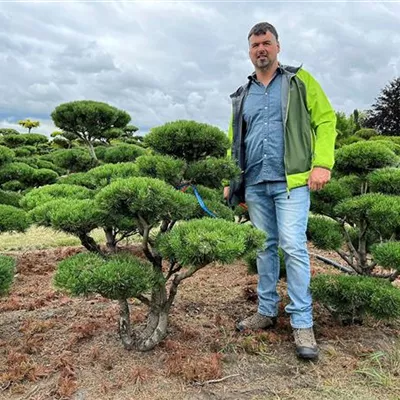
top-left (294, 329), bottom-right (315, 346)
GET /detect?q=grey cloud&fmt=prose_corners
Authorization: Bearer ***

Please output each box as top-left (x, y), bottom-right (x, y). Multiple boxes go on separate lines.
top-left (1, 1), bottom-right (400, 135)
top-left (52, 41), bottom-right (117, 74)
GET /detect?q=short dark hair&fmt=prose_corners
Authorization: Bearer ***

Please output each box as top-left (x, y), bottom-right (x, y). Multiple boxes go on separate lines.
top-left (248, 22), bottom-right (279, 41)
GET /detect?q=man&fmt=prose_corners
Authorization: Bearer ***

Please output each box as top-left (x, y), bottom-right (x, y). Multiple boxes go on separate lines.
top-left (224, 22), bottom-right (337, 360)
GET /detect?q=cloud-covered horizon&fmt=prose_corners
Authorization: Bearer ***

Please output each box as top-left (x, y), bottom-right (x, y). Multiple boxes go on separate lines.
top-left (1, 1), bottom-right (399, 136)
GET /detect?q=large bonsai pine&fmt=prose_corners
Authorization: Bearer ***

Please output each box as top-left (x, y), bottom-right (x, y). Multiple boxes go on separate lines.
top-left (23, 120), bottom-right (264, 351)
top-left (308, 139), bottom-right (400, 322)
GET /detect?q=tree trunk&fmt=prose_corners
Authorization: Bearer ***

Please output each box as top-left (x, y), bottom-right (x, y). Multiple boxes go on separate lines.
top-left (134, 277), bottom-right (171, 351)
top-left (86, 140), bottom-right (98, 162)
top-left (78, 233), bottom-right (103, 254)
top-left (115, 263), bottom-right (203, 351)
top-left (138, 279), bottom-right (167, 333)
top-left (134, 266), bottom-right (198, 351)
top-left (118, 299), bottom-right (135, 350)
top-left (136, 309), bottom-right (169, 351)
top-left (104, 227), bottom-right (117, 253)
top-left (358, 220), bottom-right (369, 272)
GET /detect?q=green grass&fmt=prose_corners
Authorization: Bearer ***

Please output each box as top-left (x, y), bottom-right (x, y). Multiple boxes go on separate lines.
top-left (355, 344), bottom-right (400, 389)
top-left (0, 226), bottom-right (106, 251)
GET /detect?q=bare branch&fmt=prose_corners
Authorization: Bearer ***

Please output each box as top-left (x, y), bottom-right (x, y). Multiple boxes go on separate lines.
top-left (138, 215), bottom-right (155, 263)
top-left (192, 374), bottom-right (240, 386)
top-left (367, 261), bottom-right (377, 272)
top-left (340, 223), bottom-right (360, 263)
top-left (336, 249), bottom-right (353, 267)
top-left (166, 265), bottom-right (204, 310)
top-left (310, 253), bottom-right (356, 274)
top-left (160, 219), bottom-right (169, 233)
top-left (168, 221), bottom-right (176, 231)
top-left (166, 262), bottom-right (183, 280)
top-left (370, 270), bottom-right (399, 281)
top-left (389, 270), bottom-right (400, 282)
top-left (115, 229), bottom-right (138, 244)
top-left (135, 294), bottom-right (151, 307)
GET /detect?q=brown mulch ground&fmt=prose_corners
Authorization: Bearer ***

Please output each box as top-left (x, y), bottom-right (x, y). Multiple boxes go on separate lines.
top-left (0, 245), bottom-right (399, 400)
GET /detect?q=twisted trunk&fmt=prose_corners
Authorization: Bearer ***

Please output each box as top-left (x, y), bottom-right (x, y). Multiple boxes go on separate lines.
top-left (116, 289), bottom-right (170, 352)
top-left (115, 263), bottom-right (205, 351)
top-left (136, 309), bottom-right (169, 351)
top-left (139, 280), bottom-right (167, 336)
top-left (136, 278), bottom-right (169, 351)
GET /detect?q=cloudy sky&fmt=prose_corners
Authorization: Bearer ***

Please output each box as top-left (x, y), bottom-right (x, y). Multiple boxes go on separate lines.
top-left (0, 0), bottom-right (399, 136)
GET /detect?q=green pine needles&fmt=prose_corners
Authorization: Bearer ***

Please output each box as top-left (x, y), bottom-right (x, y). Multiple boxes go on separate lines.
top-left (0, 255), bottom-right (16, 296)
top-left (309, 132), bottom-right (400, 321)
top-left (19, 118), bottom-right (263, 351)
top-left (311, 274), bottom-right (400, 321)
top-left (55, 252), bottom-right (154, 300)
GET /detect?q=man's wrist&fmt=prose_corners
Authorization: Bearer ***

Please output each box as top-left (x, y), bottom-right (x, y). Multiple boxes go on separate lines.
top-left (312, 166), bottom-right (331, 171)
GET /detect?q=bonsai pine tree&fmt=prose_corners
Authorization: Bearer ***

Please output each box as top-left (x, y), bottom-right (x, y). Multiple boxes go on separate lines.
top-left (18, 119), bottom-right (40, 133)
top-left (308, 139), bottom-right (400, 321)
top-left (0, 147), bottom-right (29, 294)
top-left (0, 158), bottom-right (59, 192)
top-left (0, 128), bottom-right (20, 136)
top-left (1, 133), bottom-right (48, 150)
top-left (22, 120), bottom-right (264, 351)
top-left (98, 144), bottom-right (147, 164)
top-left (51, 100), bottom-right (131, 161)
top-left (0, 139), bottom-right (59, 192)
top-left (49, 148), bottom-right (95, 174)
top-left (50, 130), bottom-right (79, 149)
top-left (122, 125), bottom-right (139, 137)
top-left (0, 191), bottom-right (23, 298)
top-left (118, 125), bottom-right (145, 146)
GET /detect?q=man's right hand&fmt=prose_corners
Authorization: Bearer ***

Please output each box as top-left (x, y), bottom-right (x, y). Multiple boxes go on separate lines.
top-left (223, 186), bottom-right (230, 201)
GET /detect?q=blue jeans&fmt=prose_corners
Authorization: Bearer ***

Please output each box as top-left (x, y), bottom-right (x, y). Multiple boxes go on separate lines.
top-left (245, 182), bottom-right (313, 329)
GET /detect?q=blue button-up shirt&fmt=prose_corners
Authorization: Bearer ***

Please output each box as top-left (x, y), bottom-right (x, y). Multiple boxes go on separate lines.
top-left (243, 71), bottom-right (286, 186)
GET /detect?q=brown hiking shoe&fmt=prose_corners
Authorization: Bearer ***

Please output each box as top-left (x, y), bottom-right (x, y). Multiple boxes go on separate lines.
top-left (236, 312), bottom-right (277, 332)
top-left (293, 327), bottom-right (319, 360)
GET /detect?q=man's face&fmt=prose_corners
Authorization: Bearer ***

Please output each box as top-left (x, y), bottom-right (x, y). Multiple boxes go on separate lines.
top-left (248, 31), bottom-right (280, 69)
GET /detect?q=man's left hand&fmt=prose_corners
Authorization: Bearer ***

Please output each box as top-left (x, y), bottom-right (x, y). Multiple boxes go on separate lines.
top-left (308, 167), bottom-right (331, 191)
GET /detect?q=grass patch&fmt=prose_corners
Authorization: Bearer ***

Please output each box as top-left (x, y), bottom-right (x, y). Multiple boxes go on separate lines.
top-left (355, 342), bottom-right (400, 389)
top-left (0, 226), bottom-right (106, 251)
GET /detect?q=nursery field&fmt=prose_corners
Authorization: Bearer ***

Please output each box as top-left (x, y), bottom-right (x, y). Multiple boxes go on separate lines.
top-left (0, 229), bottom-right (399, 400)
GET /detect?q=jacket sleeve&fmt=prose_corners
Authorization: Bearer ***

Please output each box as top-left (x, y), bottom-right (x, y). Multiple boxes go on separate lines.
top-left (227, 112), bottom-right (233, 159)
top-left (297, 69), bottom-right (337, 170)
top-left (222, 113), bottom-right (234, 187)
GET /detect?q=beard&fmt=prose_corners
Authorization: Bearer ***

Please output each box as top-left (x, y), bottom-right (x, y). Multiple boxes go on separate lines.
top-left (255, 56), bottom-right (271, 69)
top-left (257, 59), bottom-right (269, 68)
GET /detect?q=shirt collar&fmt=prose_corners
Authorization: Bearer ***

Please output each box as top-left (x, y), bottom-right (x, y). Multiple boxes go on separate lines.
top-left (248, 64), bottom-right (282, 82)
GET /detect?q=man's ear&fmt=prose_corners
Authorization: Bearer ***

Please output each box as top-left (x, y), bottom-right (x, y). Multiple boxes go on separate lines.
top-left (277, 41), bottom-right (281, 54)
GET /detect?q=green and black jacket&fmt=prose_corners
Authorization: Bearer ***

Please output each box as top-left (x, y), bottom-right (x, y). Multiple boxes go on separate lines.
top-left (227, 64), bottom-right (337, 206)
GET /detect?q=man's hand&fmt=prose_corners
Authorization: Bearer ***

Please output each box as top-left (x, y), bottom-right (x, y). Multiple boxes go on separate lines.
top-left (223, 186), bottom-right (230, 200)
top-left (308, 167), bottom-right (331, 191)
